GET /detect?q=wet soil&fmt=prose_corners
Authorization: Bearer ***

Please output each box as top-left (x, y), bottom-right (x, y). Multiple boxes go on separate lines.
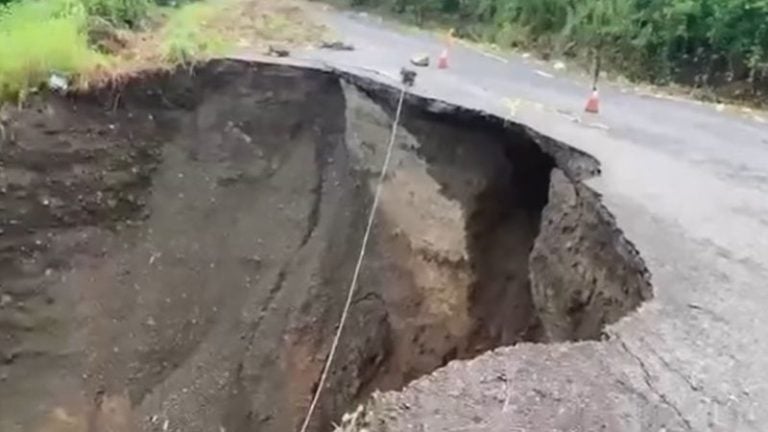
top-left (0, 59), bottom-right (652, 432)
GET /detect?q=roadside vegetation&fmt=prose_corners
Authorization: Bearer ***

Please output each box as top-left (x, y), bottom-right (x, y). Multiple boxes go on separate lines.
top-left (0, 0), bottom-right (324, 101)
top-left (0, 0), bottom-right (99, 100)
top-left (0, 0), bottom-right (208, 100)
top-left (161, 2), bottom-right (228, 64)
top-left (341, 0), bottom-right (768, 102)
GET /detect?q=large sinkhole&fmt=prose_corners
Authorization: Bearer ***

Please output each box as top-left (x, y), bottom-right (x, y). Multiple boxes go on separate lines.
top-left (0, 59), bottom-right (652, 432)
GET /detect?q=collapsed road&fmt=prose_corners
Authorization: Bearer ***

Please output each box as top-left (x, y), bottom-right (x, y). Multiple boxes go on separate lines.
top-left (0, 59), bottom-right (653, 432)
top-left (295, 9), bottom-right (768, 432)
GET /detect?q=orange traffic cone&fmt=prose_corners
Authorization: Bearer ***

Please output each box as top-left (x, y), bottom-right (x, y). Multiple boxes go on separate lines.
top-left (437, 49), bottom-right (449, 69)
top-left (585, 89), bottom-right (599, 114)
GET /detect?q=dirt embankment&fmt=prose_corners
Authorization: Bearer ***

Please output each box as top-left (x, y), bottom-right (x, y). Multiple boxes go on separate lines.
top-left (0, 59), bottom-right (652, 432)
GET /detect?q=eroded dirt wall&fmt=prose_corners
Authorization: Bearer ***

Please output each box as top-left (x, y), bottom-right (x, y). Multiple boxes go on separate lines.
top-left (338, 83), bottom-right (552, 398)
top-left (0, 60), bottom-right (368, 432)
top-left (530, 169), bottom-right (653, 341)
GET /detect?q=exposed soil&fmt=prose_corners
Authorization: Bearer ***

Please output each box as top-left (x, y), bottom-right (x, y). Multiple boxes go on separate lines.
top-left (0, 59), bottom-right (652, 432)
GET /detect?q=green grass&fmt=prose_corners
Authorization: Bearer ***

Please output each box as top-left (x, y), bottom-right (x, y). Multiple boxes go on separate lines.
top-left (161, 2), bottom-right (229, 64)
top-left (0, 0), bottom-right (107, 100)
top-left (0, 0), bottom-right (323, 101)
top-left (0, 0), bottom-right (215, 101)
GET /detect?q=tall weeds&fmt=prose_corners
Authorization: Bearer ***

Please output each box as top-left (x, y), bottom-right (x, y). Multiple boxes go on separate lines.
top-left (0, 0), bottom-right (199, 101)
top-left (0, 0), bottom-right (106, 100)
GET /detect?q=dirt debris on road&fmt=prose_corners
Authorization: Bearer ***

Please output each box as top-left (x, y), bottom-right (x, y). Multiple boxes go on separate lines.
top-left (0, 58), bottom-right (652, 432)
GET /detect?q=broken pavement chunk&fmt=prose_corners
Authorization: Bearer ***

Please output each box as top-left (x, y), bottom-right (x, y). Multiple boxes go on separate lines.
top-left (267, 45), bottom-right (290, 58)
top-left (320, 40), bottom-right (355, 51)
top-left (410, 54), bottom-right (430, 67)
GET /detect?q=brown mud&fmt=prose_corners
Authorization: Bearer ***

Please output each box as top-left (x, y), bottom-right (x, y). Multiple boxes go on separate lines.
top-left (0, 59), bottom-right (652, 432)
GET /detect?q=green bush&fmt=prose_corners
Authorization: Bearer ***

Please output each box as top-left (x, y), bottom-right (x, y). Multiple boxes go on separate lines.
top-left (81, 0), bottom-right (151, 26)
top-left (1, 0), bottom-right (171, 31)
top-left (80, 0), bottom-right (196, 26)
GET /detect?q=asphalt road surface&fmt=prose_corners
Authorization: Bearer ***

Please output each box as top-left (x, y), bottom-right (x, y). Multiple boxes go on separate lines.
top-left (291, 9), bottom-right (768, 432)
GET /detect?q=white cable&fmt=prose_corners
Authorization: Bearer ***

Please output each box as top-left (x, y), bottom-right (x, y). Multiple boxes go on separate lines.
top-left (298, 85), bottom-right (408, 432)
